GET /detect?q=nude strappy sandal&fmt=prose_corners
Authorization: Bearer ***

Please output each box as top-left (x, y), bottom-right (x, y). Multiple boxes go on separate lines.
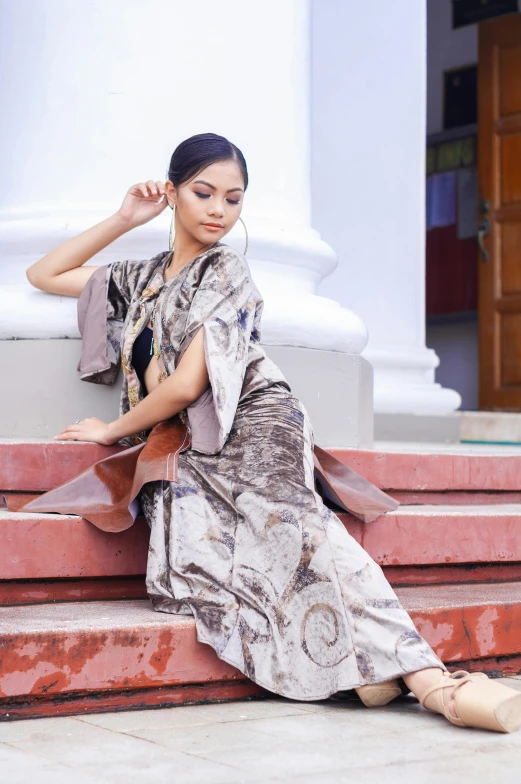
top-left (355, 679), bottom-right (402, 707)
top-left (419, 669), bottom-right (521, 732)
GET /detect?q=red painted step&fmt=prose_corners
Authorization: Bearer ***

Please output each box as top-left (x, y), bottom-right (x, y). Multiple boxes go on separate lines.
top-left (0, 510), bottom-right (149, 579)
top-left (401, 581), bottom-right (521, 666)
top-left (345, 504), bottom-right (521, 566)
top-left (0, 440), bottom-right (123, 492)
top-left (2, 439), bottom-right (521, 717)
top-left (0, 577), bottom-right (147, 606)
top-left (331, 447), bottom-right (521, 492)
top-left (1, 583), bottom-right (520, 720)
top-left (3, 440), bottom-right (521, 495)
top-left (0, 599), bottom-right (262, 720)
top-left (2, 504), bottom-right (521, 584)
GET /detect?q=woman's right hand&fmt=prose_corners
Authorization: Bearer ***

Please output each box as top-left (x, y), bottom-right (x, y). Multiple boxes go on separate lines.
top-left (116, 181), bottom-right (169, 228)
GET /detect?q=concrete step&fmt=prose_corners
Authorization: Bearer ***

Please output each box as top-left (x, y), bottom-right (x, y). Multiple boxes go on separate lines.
top-left (1, 583), bottom-right (521, 719)
top-left (2, 505), bottom-right (520, 589)
top-left (459, 411), bottom-right (521, 445)
top-left (0, 599), bottom-right (261, 721)
top-left (346, 504), bottom-right (521, 566)
top-left (0, 510), bottom-right (149, 579)
top-left (332, 445), bottom-right (521, 493)
top-left (4, 439), bottom-right (521, 494)
top-left (401, 581), bottom-right (521, 677)
top-left (0, 576), bottom-right (147, 605)
top-left (0, 439), bottom-right (123, 493)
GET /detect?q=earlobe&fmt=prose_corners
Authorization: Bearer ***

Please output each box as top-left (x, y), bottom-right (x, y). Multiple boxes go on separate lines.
top-left (164, 180), bottom-right (177, 209)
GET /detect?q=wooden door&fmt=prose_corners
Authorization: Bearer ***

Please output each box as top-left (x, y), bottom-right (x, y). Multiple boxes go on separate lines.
top-left (479, 14), bottom-right (521, 409)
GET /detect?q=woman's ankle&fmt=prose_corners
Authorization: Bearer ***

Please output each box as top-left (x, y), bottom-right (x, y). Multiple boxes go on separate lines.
top-left (404, 667), bottom-right (463, 718)
top-left (403, 667), bottom-right (446, 710)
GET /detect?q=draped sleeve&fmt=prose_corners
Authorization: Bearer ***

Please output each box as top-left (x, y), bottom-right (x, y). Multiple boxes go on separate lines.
top-left (178, 248), bottom-right (262, 455)
top-left (76, 256), bottom-right (165, 385)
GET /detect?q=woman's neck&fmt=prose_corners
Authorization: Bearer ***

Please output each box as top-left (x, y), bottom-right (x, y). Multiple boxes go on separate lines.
top-left (166, 224), bottom-right (216, 278)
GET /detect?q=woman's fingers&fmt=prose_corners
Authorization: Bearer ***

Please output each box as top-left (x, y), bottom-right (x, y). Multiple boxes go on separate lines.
top-left (131, 181), bottom-right (166, 200)
top-left (55, 423), bottom-right (81, 437)
top-left (55, 417), bottom-right (91, 437)
top-left (53, 417), bottom-right (112, 445)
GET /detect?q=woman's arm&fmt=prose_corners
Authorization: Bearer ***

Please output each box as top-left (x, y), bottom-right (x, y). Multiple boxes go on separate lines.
top-left (26, 213), bottom-right (131, 298)
top-left (54, 328), bottom-right (210, 444)
top-left (27, 180), bottom-right (168, 298)
top-left (108, 329), bottom-right (209, 441)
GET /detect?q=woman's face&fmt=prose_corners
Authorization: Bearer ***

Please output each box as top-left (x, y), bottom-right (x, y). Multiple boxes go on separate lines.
top-left (167, 159), bottom-right (245, 246)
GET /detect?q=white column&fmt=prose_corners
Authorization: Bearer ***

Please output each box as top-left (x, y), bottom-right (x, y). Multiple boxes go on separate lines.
top-left (0, 0), bottom-right (367, 357)
top-left (311, 0), bottom-right (461, 415)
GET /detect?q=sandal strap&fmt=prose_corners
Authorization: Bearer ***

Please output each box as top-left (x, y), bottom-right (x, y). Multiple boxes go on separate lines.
top-left (419, 670), bottom-right (489, 724)
top-left (419, 672), bottom-right (462, 709)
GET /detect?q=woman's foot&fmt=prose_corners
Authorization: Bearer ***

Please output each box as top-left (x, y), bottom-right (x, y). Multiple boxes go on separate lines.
top-left (355, 679), bottom-right (402, 707)
top-left (416, 669), bottom-right (521, 732)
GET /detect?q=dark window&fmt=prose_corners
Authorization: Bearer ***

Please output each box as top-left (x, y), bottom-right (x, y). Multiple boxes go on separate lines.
top-left (443, 65), bottom-right (477, 130)
top-left (452, 0), bottom-right (518, 29)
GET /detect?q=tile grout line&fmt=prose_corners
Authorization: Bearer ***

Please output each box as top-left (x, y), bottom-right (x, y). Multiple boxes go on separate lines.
top-left (0, 739), bottom-right (102, 781)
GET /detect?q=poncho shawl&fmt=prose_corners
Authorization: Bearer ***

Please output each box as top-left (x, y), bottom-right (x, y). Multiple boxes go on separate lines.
top-left (77, 243), bottom-right (288, 453)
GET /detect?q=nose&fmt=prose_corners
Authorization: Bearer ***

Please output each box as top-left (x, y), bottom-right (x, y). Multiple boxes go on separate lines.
top-left (208, 198), bottom-right (225, 218)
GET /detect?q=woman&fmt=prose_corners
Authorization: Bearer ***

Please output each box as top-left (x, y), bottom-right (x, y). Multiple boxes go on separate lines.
top-left (26, 133), bottom-right (521, 732)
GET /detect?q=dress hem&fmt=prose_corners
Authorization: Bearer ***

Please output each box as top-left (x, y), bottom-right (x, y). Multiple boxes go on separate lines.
top-left (149, 597), bottom-right (447, 703)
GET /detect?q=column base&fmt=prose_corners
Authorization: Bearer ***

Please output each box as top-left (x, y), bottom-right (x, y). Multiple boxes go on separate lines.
top-left (0, 339), bottom-right (373, 448)
top-left (365, 344), bottom-right (462, 416)
top-left (1, 210), bottom-right (369, 354)
top-left (267, 346), bottom-right (373, 447)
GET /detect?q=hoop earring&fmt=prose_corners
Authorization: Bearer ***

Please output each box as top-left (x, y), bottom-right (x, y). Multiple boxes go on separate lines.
top-left (169, 204), bottom-right (176, 252)
top-left (239, 216), bottom-right (248, 255)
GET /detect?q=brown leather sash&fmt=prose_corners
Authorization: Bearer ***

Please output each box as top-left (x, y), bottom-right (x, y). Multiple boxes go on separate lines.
top-left (312, 445), bottom-right (398, 523)
top-left (2, 417), bottom-right (190, 532)
top-left (2, 417), bottom-right (398, 530)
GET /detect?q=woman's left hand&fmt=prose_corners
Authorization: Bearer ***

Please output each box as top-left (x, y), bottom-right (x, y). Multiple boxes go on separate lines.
top-left (54, 417), bottom-right (117, 445)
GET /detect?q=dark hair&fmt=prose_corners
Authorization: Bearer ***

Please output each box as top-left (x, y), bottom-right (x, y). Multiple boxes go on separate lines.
top-left (167, 132), bottom-right (248, 191)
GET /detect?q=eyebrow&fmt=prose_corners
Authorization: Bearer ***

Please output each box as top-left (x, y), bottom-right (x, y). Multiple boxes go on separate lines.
top-left (193, 179), bottom-right (244, 194)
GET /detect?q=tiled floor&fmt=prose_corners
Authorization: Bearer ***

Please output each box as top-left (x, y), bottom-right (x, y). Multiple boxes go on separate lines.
top-left (1, 681), bottom-right (521, 784)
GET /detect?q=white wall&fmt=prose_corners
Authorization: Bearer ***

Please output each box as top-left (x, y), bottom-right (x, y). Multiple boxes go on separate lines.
top-left (427, 0), bottom-right (478, 134)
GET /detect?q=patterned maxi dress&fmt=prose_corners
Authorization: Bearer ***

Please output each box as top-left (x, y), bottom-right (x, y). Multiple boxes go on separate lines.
top-left (78, 241), bottom-right (446, 701)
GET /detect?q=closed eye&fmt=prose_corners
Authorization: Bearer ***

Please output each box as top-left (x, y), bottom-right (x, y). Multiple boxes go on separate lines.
top-left (195, 192), bottom-right (241, 205)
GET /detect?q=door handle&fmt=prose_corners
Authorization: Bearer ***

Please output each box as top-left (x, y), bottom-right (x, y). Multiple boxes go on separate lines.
top-left (478, 217), bottom-right (490, 262)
